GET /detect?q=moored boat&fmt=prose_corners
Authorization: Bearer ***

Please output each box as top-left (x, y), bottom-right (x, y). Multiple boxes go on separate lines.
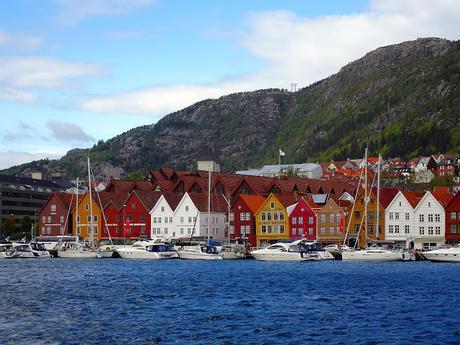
top-left (341, 247), bottom-right (403, 261)
top-left (423, 246), bottom-right (460, 262)
top-left (177, 245), bottom-right (223, 260)
top-left (250, 241), bottom-right (315, 261)
top-left (6, 242), bottom-right (51, 258)
top-left (117, 239), bottom-right (178, 259)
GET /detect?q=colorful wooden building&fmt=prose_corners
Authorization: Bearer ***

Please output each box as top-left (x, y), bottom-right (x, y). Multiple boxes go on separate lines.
top-left (445, 192), bottom-right (460, 244)
top-left (230, 194), bottom-right (265, 248)
top-left (254, 193), bottom-right (297, 248)
top-left (286, 197), bottom-right (318, 241)
top-left (72, 191), bottom-right (106, 240)
top-left (316, 198), bottom-right (345, 245)
top-left (39, 192), bottom-right (74, 236)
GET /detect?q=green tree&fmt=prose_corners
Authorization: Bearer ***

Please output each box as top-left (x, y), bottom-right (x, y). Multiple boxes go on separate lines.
top-left (21, 216), bottom-right (32, 234)
top-left (125, 171), bottom-right (144, 181)
top-left (2, 218), bottom-right (16, 235)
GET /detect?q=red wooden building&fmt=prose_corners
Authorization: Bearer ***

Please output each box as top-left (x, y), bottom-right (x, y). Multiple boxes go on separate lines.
top-left (38, 192), bottom-right (74, 236)
top-left (445, 192), bottom-right (460, 244)
top-left (230, 194), bottom-right (265, 248)
top-left (286, 197), bottom-right (318, 240)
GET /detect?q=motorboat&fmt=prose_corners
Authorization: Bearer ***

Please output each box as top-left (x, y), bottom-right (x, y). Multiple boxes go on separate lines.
top-left (423, 246), bottom-right (460, 262)
top-left (250, 241), bottom-right (315, 261)
top-left (57, 242), bottom-right (98, 259)
top-left (0, 242), bottom-right (13, 258)
top-left (177, 245), bottom-right (223, 260)
top-left (32, 236), bottom-right (76, 251)
top-left (221, 244), bottom-right (246, 260)
top-left (116, 239), bottom-right (178, 259)
top-left (341, 247), bottom-right (403, 261)
top-left (6, 242), bottom-right (51, 258)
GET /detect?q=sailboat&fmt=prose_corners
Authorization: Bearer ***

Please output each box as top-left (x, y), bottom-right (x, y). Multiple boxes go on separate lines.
top-left (177, 169), bottom-right (223, 260)
top-left (341, 150), bottom-right (403, 261)
top-left (58, 158), bottom-right (100, 259)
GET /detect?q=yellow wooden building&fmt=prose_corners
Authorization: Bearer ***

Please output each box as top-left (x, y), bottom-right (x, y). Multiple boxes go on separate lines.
top-left (72, 192), bottom-right (104, 240)
top-left (254, 193), bottom-right (296, 248)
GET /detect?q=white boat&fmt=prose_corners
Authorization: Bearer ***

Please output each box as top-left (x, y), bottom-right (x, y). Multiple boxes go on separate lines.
top-left (221, 244), bottom-right (246, 260)
top-left (0, 242), bottom-right (13, 258)
top-left (58, 242), bottom-right (98, 259)
top-left (341, 248), bottom-right (403, 261)
top-left (423, 246), bottom-right (460, 262)
top-left (251, 241), bottom-right (315, 261)
top-left (6, 242), bottom-right (51, 258)
top-left (177, 245), bottom-right (223, 260)
top-left (117, 239), bottom-right (178, 259)
top-left (32, 236), bottom-right (76, 251)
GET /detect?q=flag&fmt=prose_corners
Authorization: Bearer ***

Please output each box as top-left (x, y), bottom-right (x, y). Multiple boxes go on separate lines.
top-left (279, 149), bottom-right (285, 157)
top-left (339, 210), bottom-right (344, 232)
top-left (124, 218), bottom-right (131, 236)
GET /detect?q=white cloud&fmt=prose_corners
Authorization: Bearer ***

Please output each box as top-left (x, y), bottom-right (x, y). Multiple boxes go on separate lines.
top-left (0, 57), bottom-right (103, 89)
top-left (0, 29), bottom-right (42, 49)
top-left (55, 0), bottom-right (154, 24)
top-left (79, 0), bottom-right (460, 117)
top-left (47, 120), bottom-right (95, 145)
top-left (0, 151), bottom-right (64, 170)
top-left (0, 88), bottom-right (39, 104)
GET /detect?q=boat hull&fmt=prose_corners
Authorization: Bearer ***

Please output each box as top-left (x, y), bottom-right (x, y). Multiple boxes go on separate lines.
top-left (58, 250), bottom-right (98, 259)
top-left (117, 249), bottom-right (177, 259)
top-left (178, 250), bottom-right (223, 260)
top-left (423, 248), bottom-right (460, 262)
top-left (251, 252), bottom-right (314, 261)
top-left (341, 250), bottom-right (402, 261)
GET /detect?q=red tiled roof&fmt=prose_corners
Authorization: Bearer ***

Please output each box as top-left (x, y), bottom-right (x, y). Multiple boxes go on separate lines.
top-left (163, 193), bottom-right (183, 211)
top-left (432, 191), bottom-right (454, 208)
top-left (134, 190), bottom-right (163, 211)
top-left (188, 192), bottom-right (228, 213)
top-left (402, 191), bottom-right (424, 208)
top-left (273, 193), bottom-right (300, 208)
top-left (374, 187), bottom-right (400, 208)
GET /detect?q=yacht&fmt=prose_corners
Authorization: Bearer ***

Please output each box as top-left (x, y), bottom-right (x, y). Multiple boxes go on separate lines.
top-left (6, 242), bottom-right (51, 258)
top-left (221, 244), bottom-right (246, 260)
top-left (116, 239), bottom-right (178, 259)
top-left (341, 247), bottom-right (403, 261)
top-left (250, 241), bottom-right (315, 261)
top-left (423, 246), bottom-right (460, 262)
top-left (32, 236), bottom-right (76, 251)
top-left (177, 245), bottom-right (223, 260)
top-left (57, 242), bottom-right (98, 259)
top-left (0, 242), bottom-right (13, 258)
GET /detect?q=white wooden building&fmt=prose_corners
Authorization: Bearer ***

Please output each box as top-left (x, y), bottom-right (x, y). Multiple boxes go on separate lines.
top-left (413, 192), bottom-right (446, 250)
top-left (150, 194), bottom-right (181, 239)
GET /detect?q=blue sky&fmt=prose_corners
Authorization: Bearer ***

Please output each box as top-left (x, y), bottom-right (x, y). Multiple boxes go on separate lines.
top-left (0, 0), bottom-right (459, 169)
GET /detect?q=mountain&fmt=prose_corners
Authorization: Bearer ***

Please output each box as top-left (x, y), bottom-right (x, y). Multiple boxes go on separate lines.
top-left (2, 37), bottom-right (460, 180)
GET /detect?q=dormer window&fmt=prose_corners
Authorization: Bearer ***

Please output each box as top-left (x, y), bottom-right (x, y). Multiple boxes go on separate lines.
top-left (270, 202), bottom-right (275, 209)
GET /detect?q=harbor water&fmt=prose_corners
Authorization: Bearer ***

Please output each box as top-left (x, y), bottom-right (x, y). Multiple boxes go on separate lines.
top-left (1, 260), bottom-right (459, 344)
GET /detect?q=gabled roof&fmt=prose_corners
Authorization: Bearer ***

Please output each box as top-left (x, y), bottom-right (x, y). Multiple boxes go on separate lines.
top-left (133, 190), bottom-right (163, 212)
top-left (237, 194), bottom-right (265, 213)
top-left (163, 193), bottom-right (183, 211)
top-left (188, 192), bottom-right (227, 213)
top-left (432, 190), bottom-right (454, 208)
top-left (402, 191), bottom-right (424, 208)
top-left (274, 194), bottom-right (299, 208)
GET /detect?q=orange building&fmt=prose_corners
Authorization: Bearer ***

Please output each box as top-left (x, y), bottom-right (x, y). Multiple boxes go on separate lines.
top-left (72, 191), bottom-right (107, 240)
top-left (317, 198), bottom-right (346, 245)
top-left (345, 187), bottom-right (399, 248)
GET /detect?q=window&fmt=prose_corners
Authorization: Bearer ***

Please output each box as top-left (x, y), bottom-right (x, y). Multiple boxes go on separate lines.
top-left (131, 202), bottom-right (136, 209)
top-left (419, 214), bottom-right (424, 222)
top-left (261, 212), bottom-right (266, 221)
top-left (267, 225), bottom-right (272, 234)
top-left (93, 215), bottom-right (98, 222)
top-left (180, 217), bottom-right (184, 223)
top-left (435, 214), bottom-right (440, 222)
top-left (161, 206), bottom-right (165, 212)
top-left (187, 228), bottom-right (191, 235)
top-left (185, 206), bottom-right (189, 211)
top-left (85, 204), bottom-right (89, 211)
top-left (273, 225), bottom-right (279, 234)
top-left (389, 225), bottom-right (394, 234)
top-left (419, 226), bottom-right (425, 235)
top-left (329, 227), bottom-right (335, 235)
top-left (273, 212), bottom-right (279, 221)
top-left (369, 225), bottom-right (374, 233)
top-left (267, 212), bottom-right (272, 221)
top-left (395, 225), bottom-right (399, 234)
top-left (450, 212), bottom-right (457, 220)
top-left (169, 217), bottom-right (173, 223)
top-left (405, 213), bottom-right (410, 221)
top-left (279, 213), bottom-right (284, 221)
top-left (292, 217), bottom-right (297, 225)
top-left (261, 225), bottom-right (266, 234)
top-left (229, 212), bottom-right (234, 221)
top-left (405, 225), bottom-right (410, 234)
top-left (240, 226), bottom-right (245, 234)
top-left (450, 224), bottom-right (457, 234)
top-left (321, 227), bottom-right (326, 236)
top-left (428, 226), bottom-right (434, 235)
top-left (164, 228), bottom-right (168, 235)
top-left (76, 215), bottom-right (80, 223)
top-left (292, 228), bottom-right (297, 235)
top-left (428, 214), bottom-right (433, 222)
top-left (279, 225), bottom-right (284, 234)
top-left (229, 225), bottom-right (235, 234)
top-left (435, 226), bottom-right (440, 235)
top-left (158, 217), bottom-right (161, 223)
top-left (298, 217), bottom-right (304, 225)
top-left (60, 215), bottom-right (64, 223)
top-left (42, 216), bottom-right (46, 223)
top-left (153, 217), bottom-right (156, 223)
top-left (51, 204), bottom-right (56, 212)
top-left (240, 213), bottom-right (245, 221)
top-left (188, 217), bottom-right (192, 223)
top-left (308, 217), bottom-right (314, 225)
top-left (395, 213), bottom-right (399, 220)
top-left (270, 202), bottom-right (275, 209)
top-left (368, 212), bottom-right (374, 220)
top-left (87, 215), bottom-right (91, 222)
top-left (355, 211), bottom-right (361, 220)
top-left (193, 217), bottom-right (196, 223)
top-left (47, 216), bottom-right (51, 223)
top-left (245, 212), bottom-right (250, 221)
top-left (389, 212), bottom-right (394, 220)
top-left (321, 214), bottom-right (326, 223)
top-left (329, 214), bottom-right (334, 223)
top-left (308, 227), bottom-right (313, 235)
top-left (164, 217), bottom-right (168, 224)
top-left (246, 225), bottom-right (251, 234)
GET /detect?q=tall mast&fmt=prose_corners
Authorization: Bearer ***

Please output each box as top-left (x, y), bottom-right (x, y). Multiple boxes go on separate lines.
top-left (75, 178), bottom-right (79, 242)
top-left (87, 157), bottom-right (94, 246)
top-left (207, 169), bottom-right (211, 245)
top-left (364, 147), bottom-right (368, 247)
top-left (376, 154), bottom-right (381, 240)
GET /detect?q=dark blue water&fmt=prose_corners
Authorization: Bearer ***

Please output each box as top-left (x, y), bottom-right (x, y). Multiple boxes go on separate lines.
top-left (1, 260), bottom-right (459, 345)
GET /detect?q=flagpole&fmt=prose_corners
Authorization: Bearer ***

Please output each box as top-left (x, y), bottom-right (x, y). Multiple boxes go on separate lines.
top-left (278, 149), bottom-right (281, 179)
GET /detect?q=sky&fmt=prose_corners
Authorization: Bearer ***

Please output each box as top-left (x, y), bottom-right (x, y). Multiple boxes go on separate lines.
top-left (0, 0), bottom-right (459, 169)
